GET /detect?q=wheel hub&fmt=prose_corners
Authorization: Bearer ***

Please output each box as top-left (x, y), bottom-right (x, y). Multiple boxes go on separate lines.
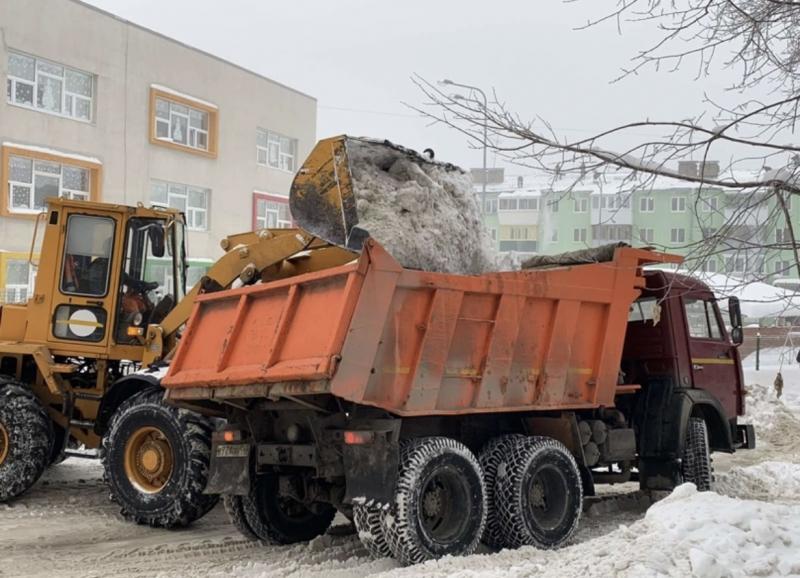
top-left (124, 426), bottom-right (174, 493)
top-left (422, 484), bottom-right (443, 518)
top-left (0, 422), bottom-right (9, 466)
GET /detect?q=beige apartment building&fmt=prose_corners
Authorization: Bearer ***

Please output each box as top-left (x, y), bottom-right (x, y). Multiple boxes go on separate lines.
top-left (0, 0), bottom-right (316, 302)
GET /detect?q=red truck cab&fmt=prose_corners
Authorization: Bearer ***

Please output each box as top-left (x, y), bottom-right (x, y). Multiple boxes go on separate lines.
top-left (621, 270), bottom-right (753, 489)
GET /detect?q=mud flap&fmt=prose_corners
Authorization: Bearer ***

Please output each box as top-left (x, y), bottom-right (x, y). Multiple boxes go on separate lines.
top-left (206, 441), bottom-right (251, 495)
top-left (341, 421), bottom-right (401, 506)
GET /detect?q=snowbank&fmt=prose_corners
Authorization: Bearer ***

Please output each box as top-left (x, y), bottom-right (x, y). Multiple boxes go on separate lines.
top-left (349, 140), bottom-right (493, 275)
top-left (373, 484), bottom-right (800, 578)
top-left (717, 461), bottom-right (800, 503)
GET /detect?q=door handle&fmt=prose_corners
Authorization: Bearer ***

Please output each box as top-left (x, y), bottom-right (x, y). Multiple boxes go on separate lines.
top-left (86, 300), bottom-right (104, 307)
top-left (717, 352), bottom-right (730, 359)
top-left (693, 364), bottom-right (704, 371)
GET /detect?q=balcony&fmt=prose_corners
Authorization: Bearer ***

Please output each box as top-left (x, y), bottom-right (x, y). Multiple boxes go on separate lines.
top-left (590, 194), bottom-right (632, 225)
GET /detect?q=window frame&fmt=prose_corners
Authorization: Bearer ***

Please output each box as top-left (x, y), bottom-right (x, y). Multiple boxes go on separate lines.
top-left (639, 197), bottom-right (655, 212)
top-left (252, 191), bottom-right (293, 230)
top-left (573, 198), bottom-right (588, 213)
top-left (150, 180), bottom-right (210, 231)
top-left (149, 87), bottom-right (218, 158)
top-left (670, 228), bottom-right (686, 243)
top-left (6, 50), bottom-right (95, 123)
top-left (671, 196), bottom-right (686, 212)
top-left (1, 144), bottom-right (102, 218)
top-left (256, 128), bottom-right (298, 172)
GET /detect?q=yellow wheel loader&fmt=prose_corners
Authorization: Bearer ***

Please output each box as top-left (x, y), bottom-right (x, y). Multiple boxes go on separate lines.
top-left (0, 192), bottom-right (354, 527)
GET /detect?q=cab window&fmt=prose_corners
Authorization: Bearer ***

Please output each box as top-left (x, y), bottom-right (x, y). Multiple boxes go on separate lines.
top-left (684, 298), bottom-right (724, 340)
top-left (60, 215), bottom-right (115, 296)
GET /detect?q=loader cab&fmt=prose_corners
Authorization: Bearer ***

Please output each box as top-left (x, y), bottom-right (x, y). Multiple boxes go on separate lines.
top-left (622, 270), bottom-right (745, 419)
top-left (23, 198), bottom-right (186, 360)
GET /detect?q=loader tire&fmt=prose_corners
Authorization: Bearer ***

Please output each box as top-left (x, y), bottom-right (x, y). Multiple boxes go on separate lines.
top-left (494, 436), bottom-right (582, 550)
top-left (0, 382), bottom-right (53, 502)
top-left (353, 503), bottom-right (392, 559)
top-left (478, 433), bottom-right (527, 549)
top-left (238, 471), bottom-right (336, 544)
top-left (381, 437), bottom-right (486, 566)
top-left (682, 417), bottom-right (713, 491)
top-left (102, 389), bottom-right (218, 527)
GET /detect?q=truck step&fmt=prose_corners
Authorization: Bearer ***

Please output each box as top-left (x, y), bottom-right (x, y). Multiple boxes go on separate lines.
top-left (69, 419), bottom-right (95, 429)
top-left (72, 391), bottom-right (103, 401)
top-left (64, 448), bottom-right (100, 460)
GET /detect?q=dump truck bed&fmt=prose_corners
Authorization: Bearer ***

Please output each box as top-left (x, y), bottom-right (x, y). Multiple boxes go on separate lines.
top-left (163, 241), bottom-right (680, 415)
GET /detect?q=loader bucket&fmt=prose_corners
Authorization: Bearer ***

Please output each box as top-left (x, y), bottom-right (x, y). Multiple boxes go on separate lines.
top-left (289, 135), bottom-right (441, 251)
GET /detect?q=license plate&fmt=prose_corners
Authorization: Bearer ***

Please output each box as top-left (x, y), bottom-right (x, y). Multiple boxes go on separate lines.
top-left (216, 444), bottom-right (249, 458)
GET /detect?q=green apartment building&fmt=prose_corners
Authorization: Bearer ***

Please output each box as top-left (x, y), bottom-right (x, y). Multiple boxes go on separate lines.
top-left (476, 164), bottom-right (799, 287)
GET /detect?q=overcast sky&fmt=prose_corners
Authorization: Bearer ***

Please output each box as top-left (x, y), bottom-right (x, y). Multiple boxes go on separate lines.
top-left (84, 0), bottom-right (738, 174)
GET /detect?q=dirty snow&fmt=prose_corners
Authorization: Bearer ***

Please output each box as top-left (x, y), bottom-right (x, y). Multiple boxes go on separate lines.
top-left (1, 353), bottom-right (798, 577)
top-left (349, 140), bottom-right (494, 274)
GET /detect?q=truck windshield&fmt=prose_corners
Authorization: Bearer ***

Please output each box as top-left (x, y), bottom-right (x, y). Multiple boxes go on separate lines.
top-left (114, 217), bottom-right (180, 344)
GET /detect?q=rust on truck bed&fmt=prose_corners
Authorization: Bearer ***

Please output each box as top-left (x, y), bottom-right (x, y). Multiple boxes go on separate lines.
top-left (163, 241), bottom-right (682, 415)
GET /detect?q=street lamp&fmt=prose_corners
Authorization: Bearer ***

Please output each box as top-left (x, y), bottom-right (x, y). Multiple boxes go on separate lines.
top-left (438, 79), bottom-right (489, 213)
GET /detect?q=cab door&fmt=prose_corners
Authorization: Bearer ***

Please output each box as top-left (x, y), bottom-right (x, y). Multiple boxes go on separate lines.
top-left (48, 209), bottom-right (120, 350)
top-left (682, 295), bottom-right (742, 418)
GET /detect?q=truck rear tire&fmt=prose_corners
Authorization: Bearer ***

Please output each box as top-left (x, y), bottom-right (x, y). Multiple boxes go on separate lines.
top-left (102, 389), bottom-right (218, 527)
top-left (0, 382), bottom-right (53, 502)
top-left (478, 434), bottom-right (527, 549)
top-left (381, 437), bottom-right (486, 565)
top-left (494, 436), bottom-right (582, 549)
top-left (236, 472), bottom-right (336, 544)
top-left (223, 494), bottom-right (261, 541)
top-left (353, 504), bottom-right (392, 558)
top-left (682, 417), bottom-right (713, 491)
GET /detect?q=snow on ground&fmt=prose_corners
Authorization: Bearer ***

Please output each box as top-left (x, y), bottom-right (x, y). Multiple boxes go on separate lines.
top-left (0, 353), bottom-right (797, 578)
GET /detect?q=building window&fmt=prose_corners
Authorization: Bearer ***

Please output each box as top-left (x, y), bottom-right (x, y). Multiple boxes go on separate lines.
top-left (776, 227), bottom-right (791, 244)
top-left (775, 260), bottom-right (792, 275)
top-left (151, 180), bottom-right (210, 231)
top-left (573, 228), bottom-right (587, 242)
top-left (499, 198), bottom-right (517, 210)
top-left (6, 51), bottom-right (94, 122)
top-left (702, 227), bottom-right (718, 239)
top-left (490, 228), bottom-right (497, 241)
top-left (639, 228), bottom-right (654, 243)
top-left (639, 197), bottom-right (654, 212)
top-left (671, 196), bottom-right (686, 212)
top-left (2, 145), bottom-right (101, 217)
top-left (670, 228), bottom-right (686, 243)
top-left (150, 86), bottom-right (218, 157)
top-left (484, 199), bottom-right (497, 214)
top-left (186, 263), bottom-right (210, 290)
top-left (726, 257), bottom-right (745, 273)
top-left (701, 197), bottom-right (718, 212)
top-left (509, 227), bottom-right (529, 240)
top-left (4, 259), bottom-right (35, 304)
top-left (517, 198), bottom-right (539, 210)
top-left (257, 128), bottom-right (297, 172)
top-left (253, 192), bottom-right (292, 229)
top-left (550, 199), bottom-right (559, 213)
top-left (573, 198), bottom-right (588, 213)
top-left (550, 229), bottom-right (558, 242)
top-left (702, 259), bottom-right (717, 273)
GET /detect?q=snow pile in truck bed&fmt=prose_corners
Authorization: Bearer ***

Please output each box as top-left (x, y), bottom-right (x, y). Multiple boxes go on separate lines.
top-left (348, 140), bottom-right (494, 275)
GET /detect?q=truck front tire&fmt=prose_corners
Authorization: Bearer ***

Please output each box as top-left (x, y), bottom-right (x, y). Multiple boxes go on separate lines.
top-left (381, 437), bottom-right (486, 565)
top-left (682, 417), bottom-right (713, 491)
top-left (102, 389), bottom-right (218, 527)
top-left (493, 436), bottom-right (583, 549)
top-left (0, 382), bottom-right (53, 502)
top-left (231, 472), bottom-right (336, 544)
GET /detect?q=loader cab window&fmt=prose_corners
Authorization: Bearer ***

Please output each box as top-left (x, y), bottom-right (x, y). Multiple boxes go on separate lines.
top-left (115, 217), bottom-right (183, 344)
top-left (60, 215), bottom-right (115, 296)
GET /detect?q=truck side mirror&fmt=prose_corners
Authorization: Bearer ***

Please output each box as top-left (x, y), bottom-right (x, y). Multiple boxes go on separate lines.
top-left (728, 296), bottom-right (743, 345)
top-left (148, 226), bottom-right (165, 258)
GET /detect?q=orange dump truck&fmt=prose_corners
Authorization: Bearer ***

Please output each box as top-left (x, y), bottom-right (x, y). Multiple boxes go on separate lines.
top-left (163, 234), bottom-right (754, 564)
